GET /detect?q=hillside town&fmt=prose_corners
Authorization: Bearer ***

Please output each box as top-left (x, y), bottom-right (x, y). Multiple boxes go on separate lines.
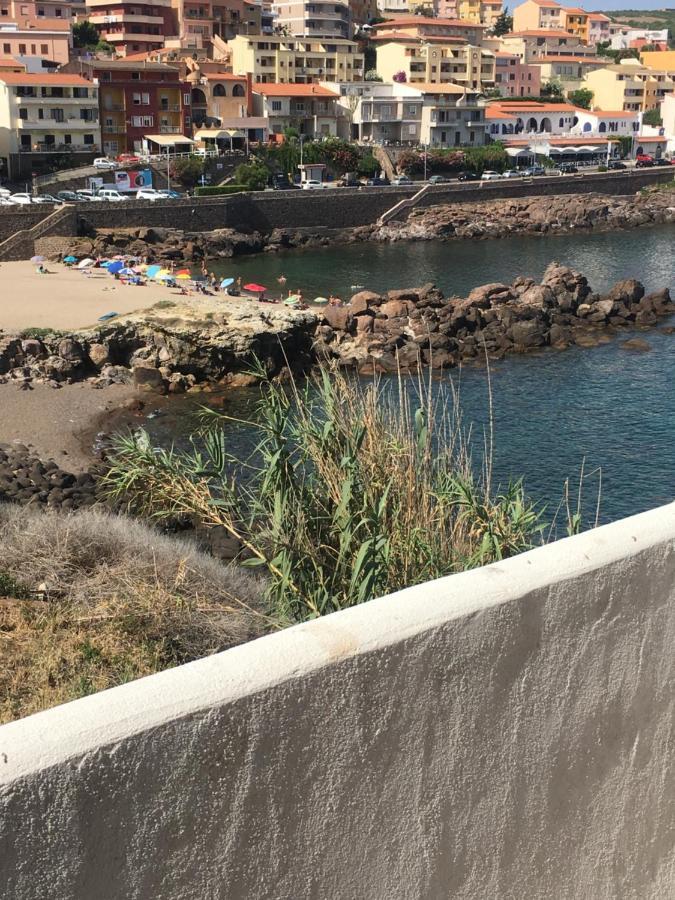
top-left (0, 0), bottom-right (671, 189)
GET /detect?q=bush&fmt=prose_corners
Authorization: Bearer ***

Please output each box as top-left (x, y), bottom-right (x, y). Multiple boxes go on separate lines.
top-left (357, 153), bottom-right (380, 177)
top-left (171, 155), bottom-right (207, 188)
top-left (194, 184), bottom-right (251, 196)
top-left (0, 504), bottom-right (269, 723)
top-left (233, 160), bottom-right (270, 191)
top-left (568, 88), bottom-right (593, 110)
top-left (103, 366), bottom-right (543, 624)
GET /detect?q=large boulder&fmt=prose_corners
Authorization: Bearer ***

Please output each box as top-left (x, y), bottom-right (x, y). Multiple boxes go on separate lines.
top-left (509, 319), bottom-right (546, 349)
top-left (133, 364), bottom-right (166, 393)
top-left (349, 290), bottom-right (381, 315)
top-left (322, 305), bottom-right (352, 332)
top-left (604, 278), bottom-right (645, 307)
top-left (87, 342), bottom-right (111, 369)
top-left (467, 283), bottom-right (512, 308)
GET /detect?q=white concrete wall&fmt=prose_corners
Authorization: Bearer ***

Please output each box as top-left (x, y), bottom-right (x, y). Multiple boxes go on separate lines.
top-left (1, 503), bottom-right (674, 899)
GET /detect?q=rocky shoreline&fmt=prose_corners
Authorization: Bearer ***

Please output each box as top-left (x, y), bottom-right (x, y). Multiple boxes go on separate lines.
top-left (0, 261), bottom-right (672, 514)
top-left (58, 188), bottom-right (675, 264)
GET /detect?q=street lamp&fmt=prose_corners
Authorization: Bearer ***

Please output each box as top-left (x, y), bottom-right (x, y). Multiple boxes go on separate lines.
top-left (423, 142), bottom-right (428, 180)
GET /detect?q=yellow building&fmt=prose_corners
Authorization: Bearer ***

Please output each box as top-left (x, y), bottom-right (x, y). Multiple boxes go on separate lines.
top-left (583, 62), bottom-right (675, 113)
top-left (563, 7), bottom-right (589, 43)
top-left (456, 0), bottom-right (503, 27)
top-left (376, 39), bottom-right (495, 91)
top-left (227, 34), bottom-right (364, 84)
top-left (640, 50), bottom-right (675, 74)
top-left (512, 0), bottom-right (565, 33)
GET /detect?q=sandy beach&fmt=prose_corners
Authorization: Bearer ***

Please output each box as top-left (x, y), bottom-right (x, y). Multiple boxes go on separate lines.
top-left (0, 381), bottom-right (136, 471)
top-left (0, 261), bottom-right (170, 332)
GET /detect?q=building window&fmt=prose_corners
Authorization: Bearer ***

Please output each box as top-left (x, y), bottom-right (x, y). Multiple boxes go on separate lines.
top-left (40, 43), bottom-right (48, 54)
top-left (408, 124), bottom-right (416, 135)
top-left (132, 92), bottom-right (149, 105)
top-left (131, 72), bottom-right (140, 80)
top-left (183, 93), bottom-right (190, 105)
top-left (19, 107), bottom-right (27, 119)
top-left (18, 43), bottom-right (26, 54)
top-left (84, 134), bottom-right (94, 145)
top-left (2, 44), bottom-right (9, 53)
top-left (64, 134), bottom-right (71, 144)
top-left (271, 100), bottom-right (281, 111)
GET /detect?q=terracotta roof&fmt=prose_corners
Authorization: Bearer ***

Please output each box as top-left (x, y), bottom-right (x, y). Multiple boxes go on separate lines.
top-left (123, 48), bottom-right (178, 61)
top-left (0, 72), bottom-right (93, 85)
top-left (530, 0), bottom-right (563, 6)
top-left (588, 13), bottom-right (610, 21)
top-left (505, 136), bottom-right (612, 145)
top-left (564, 8), bottom-right (588, 16)
top-left (371, 16), bottom-right (484, 29)
top-left (254, 84), bottom-right (338, 97)
top-left (1, 16), bottom-right (71, 31)
top-left (372, 32), bottom-right (467, 43)
top-left (504, 30), bottom-right (579, 38)
top-left (536, 55), bottom-right (605, 63)
top-left (637, 136), bottom-right (667, 142)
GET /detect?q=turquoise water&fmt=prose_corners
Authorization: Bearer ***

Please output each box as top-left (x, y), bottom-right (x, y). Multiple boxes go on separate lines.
top-left (147, 226), bottom-right (675, 524)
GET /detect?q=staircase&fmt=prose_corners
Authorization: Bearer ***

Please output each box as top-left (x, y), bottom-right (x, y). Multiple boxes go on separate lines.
top-left (377, 183), bottom-right (431, 227)
top-left (0, 205), bottom-right (76, 261)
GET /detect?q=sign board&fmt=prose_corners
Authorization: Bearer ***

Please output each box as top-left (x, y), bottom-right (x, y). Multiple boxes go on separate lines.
top-left (113, 169), bottom-right (153, 192)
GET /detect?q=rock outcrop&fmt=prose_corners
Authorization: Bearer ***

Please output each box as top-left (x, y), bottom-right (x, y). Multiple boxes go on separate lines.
top-left (0, 443), bottom-right (98, 510)
top-left (313, 263), bottom-right (673, 372)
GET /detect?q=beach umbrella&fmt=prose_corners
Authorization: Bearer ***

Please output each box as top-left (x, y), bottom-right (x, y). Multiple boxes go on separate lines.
top-left (146, 264), bottom-right (162, 277)
top-left (100, 260), bottom-right (113, 268)
top-left (107, 260), bottom-right (124, 275)
top-left (313, 296), bottom-right (329, 304)
top-left (219, 277), bottom-right (234, 289)
top-left (244, 283), bottom-right (267, 293)
top-left (63, 255), bottom-right (77, 263)
top-left (119, 267), bottom-right (136, 276)
top-left (176, 273), bottom-right (192, 280)
top-left (31, 255), bottom-right (45, 264)
top-left (77, 258), bottom-right (94, 269)
top-left (284, 294), bottom-right (302, 306)
top-left (176, 269), bottom-right (191, 276)
top-left (156, 273), bottom-right (175, 282)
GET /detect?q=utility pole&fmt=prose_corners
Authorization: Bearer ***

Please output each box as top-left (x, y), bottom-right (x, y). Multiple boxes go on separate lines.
top-left (166, 146), bottom-right (170, 190)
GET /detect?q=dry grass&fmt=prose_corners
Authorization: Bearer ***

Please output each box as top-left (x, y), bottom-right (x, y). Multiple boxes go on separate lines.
top-left (0, 504), bottom-right (270, 724)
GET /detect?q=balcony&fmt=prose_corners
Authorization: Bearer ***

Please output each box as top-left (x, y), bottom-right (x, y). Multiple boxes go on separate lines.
top-left (19, 143), bottom-right (101, 153)
top-left (159, 125), bottom-right (181, 133)
top-left (159, 104), bottom-right (181, 112)
top-left (17, 118), bottom-right (99, 130)
top-left (89, 13), bottom-right (164, 25)
top-left (105, 32), bottom-right (165, 43)
top-left (15, 94), bottom-right (92, 103)
top-left (102, 125), bottom-right (126, 133)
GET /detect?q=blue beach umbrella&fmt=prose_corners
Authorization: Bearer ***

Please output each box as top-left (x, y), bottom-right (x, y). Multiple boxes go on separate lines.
top-left (107, 260), bottom-right (124, 274)
top-left (63, 255), bottom-right (77, 263)
top-left (100, 260), bottom-right (113, 268)
top-left (220, 277), bottom-right (234, 289)
top-left (146, 264), bottom-right (162, 277)
top-left (119, 267), bottom-right (136, 276)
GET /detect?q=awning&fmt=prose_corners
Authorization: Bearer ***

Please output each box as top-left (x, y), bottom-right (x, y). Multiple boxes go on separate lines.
top-left (506, 147), bottom-right (533, 157)
top-left (143, 134), bottom-right (195, 147)
top-left (194, 129), bottom-right (245, 140)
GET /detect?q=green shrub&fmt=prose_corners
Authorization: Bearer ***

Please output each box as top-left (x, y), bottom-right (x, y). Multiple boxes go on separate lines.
top-left (233, 160), bottom-right (270, 191)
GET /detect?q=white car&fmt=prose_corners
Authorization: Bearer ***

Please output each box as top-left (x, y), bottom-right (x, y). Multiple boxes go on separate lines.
top-left (97, 189), bottom-right (128, 202)
top-left (76, 189), bottom-right (104, 202)
top-left (301, 180), bottom-right (327, 190)
top-left (481, 171), bottom-right (502, 181)
top-left (9, 193), bottom-right (34, 205)
top-left (93, 157), bottom-right (118, 170)
top-left (391, 175), bottom-right (412, 186)
top-left (136, 188), bottom-right (163, 201)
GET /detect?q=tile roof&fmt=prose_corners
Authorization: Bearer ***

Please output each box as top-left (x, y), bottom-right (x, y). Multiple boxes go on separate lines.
top-left (504, 30), bottom-right (579, 38)
top-left (411, 82), bottom-right (466, 94)
top-left (0, 72), bottom-right (93, 85)
top-left (254, 83), bottom-right (338, 97)
top-left (372, 32), bottom-right (467, 43)
top-left (202, 73), bottom-right (246, 81)
top-left (371, 16), bottom-right (484, 29)
top-left (1, 16), bottom-right (71, 31)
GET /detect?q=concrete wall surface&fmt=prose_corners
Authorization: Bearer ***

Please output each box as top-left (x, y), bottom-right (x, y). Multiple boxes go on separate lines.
top-left (0, 502), bottom-right (674, 899)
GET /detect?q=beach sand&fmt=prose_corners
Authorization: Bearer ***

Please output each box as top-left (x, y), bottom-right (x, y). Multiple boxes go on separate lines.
top-left (0, 381), bottom-right (136, 471)
top-left (0, 261), bottom-right (170, 332)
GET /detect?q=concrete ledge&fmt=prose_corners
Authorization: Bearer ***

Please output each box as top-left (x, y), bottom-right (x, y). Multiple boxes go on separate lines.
top-left (1, 502), bottom-right (674, 898)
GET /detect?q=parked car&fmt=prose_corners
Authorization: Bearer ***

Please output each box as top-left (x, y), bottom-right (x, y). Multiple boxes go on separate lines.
top-left (635, 154), bottom-right (654, 168)
top-left (32, 194), bottom-right (62, 204)
top-left (9, 193), bottom-right (33, 205)
top-left (270, 173), bottom-right (298, 190)
top-left (391, 174), bottom-right (412, 186)
top-left (365, 176), bottom-right (390, 186)
top-left (653, 158), bottom-right (671, 167)
top-left (97, 189), bottom-right (128, 202)
top-left (157, 189), bottom-right (183, 199)
top-left (93, 157), bottom-right (118, 171)
top-left (501, 169), bottom-right (522, 179)
top-left (427, 174), bottom-right (448, 184)
top-left (481, 170), bottom-right (502, 181)
top-left (337, 172), bottom-right (360, 187)
top-left (136, 188), bottom-right (163, 201)
top-left (56, 190), bottom-right (83, 202)
top-left (76, 189), bottom-right (104, 202)
top-left (607, 160), bottom-right (627, 170)
top-left (117, 153), bottom-right (141, 165)
top-left (301, 179), bottom-right (327, 190)
top-left (457, 171), bottom-right (479, 181)
top-left (558, 162), bottom-right (579, 174)
top-left (521, 165), bottom-right (546, 177)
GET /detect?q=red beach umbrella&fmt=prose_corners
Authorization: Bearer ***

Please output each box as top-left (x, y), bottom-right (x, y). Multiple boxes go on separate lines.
top-left (243, 283), bottom-right (267, 293)
top-left (176, 268), bottom-right (191, 276)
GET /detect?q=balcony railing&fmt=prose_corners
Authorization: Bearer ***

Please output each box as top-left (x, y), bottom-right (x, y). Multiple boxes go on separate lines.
top-left (159, 125), bottom-right (181, 133)
top-left (19, 144), bottom-right (100, 153)
top-left (159, 104), bottom-right (181, 112)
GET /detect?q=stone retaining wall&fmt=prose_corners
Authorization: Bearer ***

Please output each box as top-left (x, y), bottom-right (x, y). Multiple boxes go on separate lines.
top-left (1, 502), bottom-right (673, 898)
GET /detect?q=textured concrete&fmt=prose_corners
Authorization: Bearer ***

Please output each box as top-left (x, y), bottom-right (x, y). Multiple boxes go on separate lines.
top-left (0, 502), bottom-right (674, 899)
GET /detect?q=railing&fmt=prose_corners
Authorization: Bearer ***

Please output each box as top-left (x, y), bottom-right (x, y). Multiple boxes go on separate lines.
top-left (19, 144), bottom-right (100, 153)
top-left (158, 125), bottom-right (181, 134)
top-left (159, 104), bottom-right (181, 112)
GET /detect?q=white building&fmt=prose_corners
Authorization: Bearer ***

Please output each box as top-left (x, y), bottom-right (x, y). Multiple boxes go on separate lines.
top-left (609, 27), bottom-right (669, 51)
top-left (571, 108), bottom-right (640, 138)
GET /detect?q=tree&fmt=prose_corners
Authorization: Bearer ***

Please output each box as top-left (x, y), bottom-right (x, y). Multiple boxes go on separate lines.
top-left (492, 12), bottom-right (513, 37)
top-left (233, 161), bottom-right (269, 191)
top-left (73, 20), bottom-right (99, 49)
top-left (364, 69), bottom-right (383, 82)
top-left (541, 79), bottom-right (563, 98)
top-left (171, 156), bottom-right (207, 188)
top-left (95, 40), bottom-right (115, 55)
top-left (392, 70), bottom-right (407, 83)
top-left (642, 108), bottom-right (663, 127)
top-left (568, 88), bottom-right (593, 110)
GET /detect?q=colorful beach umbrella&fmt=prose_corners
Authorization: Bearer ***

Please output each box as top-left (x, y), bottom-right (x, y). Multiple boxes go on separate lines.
top-left (176, 273), bottom-right (192, 280)
top-left (284, 294), bottom-right (302, 306)
top-left (176, 269), bottom-right (191, 276)
top-left (107, 260), bottom-right (125, 274)
top-left (219, 277), bottom-right (234, 289)
top-left (244, 283), bottom-right (267, 293)
top-left (31, 255), bottom-right (45, 264)
top-left (313, 296), bottom-right (329, 304)
top-left (146, 264), bottom-right (162, 277)
top-left (63, 255), bottom-right (77, 263)
top-left (119, 267), bottom-right (136, 276)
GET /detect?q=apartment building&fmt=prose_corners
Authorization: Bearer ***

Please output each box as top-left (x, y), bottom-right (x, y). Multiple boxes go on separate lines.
top-left (587, 13), bottom-right (609, 46)
top-left (418, 83), bottom-right (487, 146)
top-left (0, 15), bottom-right (70, 65)
top-left (661, 93), bottom-right (674, 143)
top-left (370, 16), bottom-right (486, 47)
top-left (85, 0), bottom-right (176, 57)
top-left (0, 71), bottom-right (100, 177)
top-left (185, 66), bottom-right (247, 126)
top-left (485, 99), bottom-right (576, 136)
top-left (499, 30), bottom-right (593, 63)
top-left (456, 0), bottom-right (502, 28)
top-left (172, 0), bottom-right (264, 50)
top-left (271, 0), bottom-right (352, 39)
top-left (529, 55), bottom-right (605, 95)
top-left (251, 82), bottom-right (339, 135)
top-left (376, 37), bottom-right (495, 92)
top-left (63, 58), bottom-right (190, 152)
top-left (641, 50), bottom-right (675, 75)
top-left (609, 27), bottom-right (668, 52)
top-left (494, 51), bottom-right (541, 98)
top-left (571, 107), bottom-right (640, 136)
top-left (348, 0), bottom-right (376, 27)
top-left (0, 0), bottom-right (73, 19)
top-left (228, 32), bottom-right (364, 83)
top-left (583, 61), bottom-right (675, 113)
top-left (512, 0), bottom-right (565, 33)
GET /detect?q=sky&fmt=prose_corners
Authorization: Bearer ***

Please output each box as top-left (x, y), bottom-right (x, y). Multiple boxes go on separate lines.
top-left (508, 1), bottom-right (672, 10)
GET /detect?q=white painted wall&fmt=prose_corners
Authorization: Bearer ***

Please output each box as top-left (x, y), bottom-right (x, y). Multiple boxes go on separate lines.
top-left (1, 503), bottom-right (674, 899)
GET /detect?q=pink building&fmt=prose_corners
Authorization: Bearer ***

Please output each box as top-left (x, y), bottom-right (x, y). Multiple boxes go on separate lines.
top-left (494, 51), bottom-right (541, 98)
top-left (434, 0), bottom-right (458, 18)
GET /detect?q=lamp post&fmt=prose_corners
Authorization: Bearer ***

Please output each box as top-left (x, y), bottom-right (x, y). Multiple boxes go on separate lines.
top-left (423, 142), bottom-right (427, 181)
top-left (166, 145), bottom-right (171, 191)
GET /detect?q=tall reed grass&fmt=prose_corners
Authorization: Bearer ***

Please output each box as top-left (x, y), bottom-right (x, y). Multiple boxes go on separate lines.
top-left (103, 365), bottom-right (546, 623)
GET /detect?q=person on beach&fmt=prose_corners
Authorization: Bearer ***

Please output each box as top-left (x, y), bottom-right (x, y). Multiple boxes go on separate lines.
top-left (235, 276), bottom-right (242, 294)
top-left (277, 274), bottom-right (287, 286)
top-left (209, 272), bottom-right (218, 289)
top-left (201, 261), bottom-right (208, 279)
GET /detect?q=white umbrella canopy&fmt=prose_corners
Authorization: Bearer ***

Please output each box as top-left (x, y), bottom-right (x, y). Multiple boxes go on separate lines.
top-left (77, 258), bottom-right (94, 269)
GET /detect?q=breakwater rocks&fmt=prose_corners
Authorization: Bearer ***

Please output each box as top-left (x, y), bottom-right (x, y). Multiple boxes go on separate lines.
top-left (0, 443), bottom-right (97, 510)
top-left (374, 188), bottom-right (675, 243)
top-left (0, 300), bottom-right (319, 393)
top-left (314, 263), bottom-right (673, 371)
